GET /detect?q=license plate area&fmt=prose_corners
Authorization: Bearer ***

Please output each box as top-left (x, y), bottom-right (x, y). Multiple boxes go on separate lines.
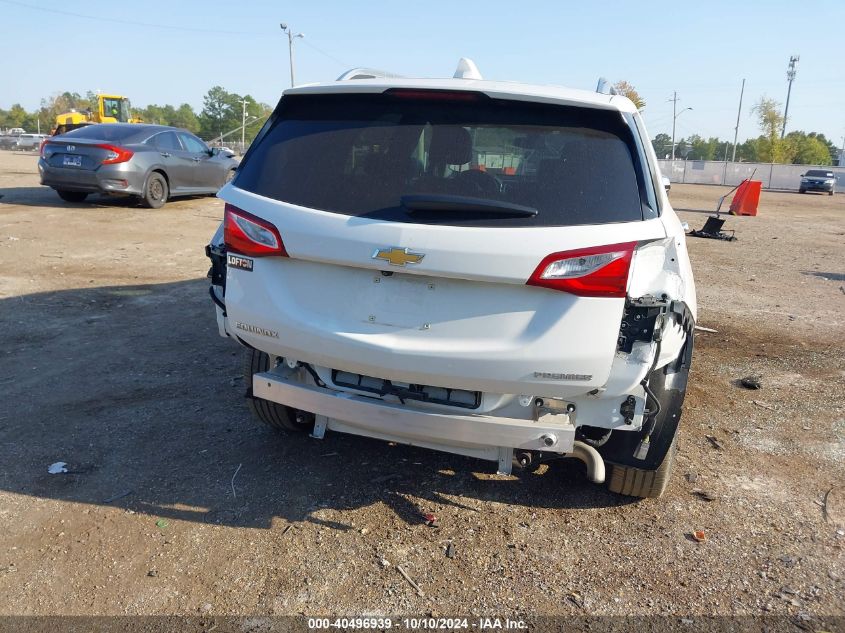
top-left (63, 155), bottom-right (82, 167)
top-left (364, 272), bottom-right (434, 328)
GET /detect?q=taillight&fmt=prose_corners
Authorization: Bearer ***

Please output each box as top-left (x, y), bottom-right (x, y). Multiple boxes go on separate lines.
top-left (97, 144), bottom-right (134, 164)
top-left (39, 140), bottom-right (49, 159)
top-left (527, 242), bottom-right (636, 298)
top-left (224, 203), bottom-right (287, 257)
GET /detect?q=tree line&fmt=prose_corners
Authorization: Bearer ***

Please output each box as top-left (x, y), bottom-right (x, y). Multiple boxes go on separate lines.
top-left (605, 80), bottom-right (836, 165)
top-left (652, 97), bottom-right (837, 165)
top-left (0, 87), bottom-right (273, 144)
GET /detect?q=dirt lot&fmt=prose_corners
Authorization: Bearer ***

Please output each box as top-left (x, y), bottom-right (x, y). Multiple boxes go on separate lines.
top-left (0, 151), bottom-right (843, 621)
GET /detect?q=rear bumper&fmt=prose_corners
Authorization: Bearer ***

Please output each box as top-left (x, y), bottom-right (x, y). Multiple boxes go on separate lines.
top-left (253, 366), bottom-right (577, 462)
top-left (38, 160), bottom-right (145, 195)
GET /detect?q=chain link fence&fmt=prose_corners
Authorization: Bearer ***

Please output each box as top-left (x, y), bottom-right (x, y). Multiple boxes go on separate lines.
top-left (657, 159), bottom-right (844, 192)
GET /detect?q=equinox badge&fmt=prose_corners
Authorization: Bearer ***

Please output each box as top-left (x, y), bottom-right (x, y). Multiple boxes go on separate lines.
top-left (371, 247), bottom-right (425, 267)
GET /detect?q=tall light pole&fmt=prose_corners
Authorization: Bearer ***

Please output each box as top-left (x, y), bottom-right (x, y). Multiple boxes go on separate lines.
top-left (670, 91), bottom-right (692, 161)
top-left (280, 23), bottom-right (304, 87)
top-left (781, 55), bottom-right (799, 139)
top-left (241, 97), bottom-right (247, 153)
top-left (731, 78), bottom-right (745, 162)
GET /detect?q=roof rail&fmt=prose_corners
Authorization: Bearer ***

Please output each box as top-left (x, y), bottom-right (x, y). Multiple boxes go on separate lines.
top-left (337, 68), bottom-right (405, 81)
top-left (337, 58), bottom-right (483, 82)
top-left (595, 77), bottom-right (619, 96)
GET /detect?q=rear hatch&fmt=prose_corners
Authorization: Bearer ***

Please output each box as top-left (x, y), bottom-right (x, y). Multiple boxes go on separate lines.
top-left (220, 90), bottom-right (665, 397)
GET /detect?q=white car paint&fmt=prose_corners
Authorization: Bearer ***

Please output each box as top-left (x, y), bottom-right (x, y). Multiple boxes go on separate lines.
top-left (287, 76), bottom-right (638, 113)
top-left (209, 71), bottom-right (696, 475)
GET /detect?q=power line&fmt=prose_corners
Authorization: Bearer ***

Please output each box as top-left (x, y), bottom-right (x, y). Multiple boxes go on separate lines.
top-left (643, 113), bottom-right (675, 125)
top-left (0, 0), bottom-right (275, 36)
top-left (300, 39), bottom-right (350, 69)
top-left (4, 0), bottom-right (355, 73)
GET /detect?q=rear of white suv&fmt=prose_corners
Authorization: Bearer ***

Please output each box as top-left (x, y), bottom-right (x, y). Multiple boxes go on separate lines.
top-left (207, 76), bottom-right (696, 498)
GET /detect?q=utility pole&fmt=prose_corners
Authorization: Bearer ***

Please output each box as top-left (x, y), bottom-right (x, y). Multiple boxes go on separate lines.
top-left (669, 92), bottom-right (692, 161)
top-left (241, 98), bottom-right (247, 153)
top-left (280, 23), bottom-right (305, 88)
top-left (731, 78), bottom-right (745, 162)
top-left (670, 91), bottom-right (678, 160)
top-left (781, 55), bottom-right (799, 139)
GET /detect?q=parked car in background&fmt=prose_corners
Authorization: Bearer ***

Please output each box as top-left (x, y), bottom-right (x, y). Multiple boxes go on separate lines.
top-left (207, 61), bottom-right (697, 499)
top-left (799, 169), bottom-right (836, 195)
top-left (14, 133), bottom-right (48, 151)
top-left (0, 128), bottom-right (26, 149)
top-left (39, 124), bottom-right (238, 207)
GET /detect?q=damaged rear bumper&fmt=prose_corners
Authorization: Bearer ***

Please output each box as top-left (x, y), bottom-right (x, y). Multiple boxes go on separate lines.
top-left (253, 365), bottom-right (580, 475)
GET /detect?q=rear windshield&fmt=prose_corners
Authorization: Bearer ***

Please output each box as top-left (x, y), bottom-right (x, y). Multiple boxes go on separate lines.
top-left (236, 92), bottom-right (650, 227)
top-left (62, 125), bottom-right (141, 142)
top-left (805, 170), bottom-right (834, 178)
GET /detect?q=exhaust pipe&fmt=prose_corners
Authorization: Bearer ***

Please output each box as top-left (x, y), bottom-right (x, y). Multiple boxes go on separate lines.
top-left (567, 441), bottom-right (606, 484)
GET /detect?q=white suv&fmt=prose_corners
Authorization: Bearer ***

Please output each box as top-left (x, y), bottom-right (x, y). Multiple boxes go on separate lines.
top-left (207, 62), bottom-right (696, 498)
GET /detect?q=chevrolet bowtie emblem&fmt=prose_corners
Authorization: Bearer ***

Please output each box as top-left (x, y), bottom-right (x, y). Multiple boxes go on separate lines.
top-left (371, 247), bottom-right (425, 267)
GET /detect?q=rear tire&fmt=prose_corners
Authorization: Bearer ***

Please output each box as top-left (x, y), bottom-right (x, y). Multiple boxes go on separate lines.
top-left (608, 439), bottom-right (676, 498)
top-left (142, 172), bottom-right (168, 209)
top-left (799, 189), bottom-right (805, 194)
top-left (243, 349), bottom-right (313, 433)
top-left (56, 190), bottom-right (88, 203)
top-left (829, 191), bottom-right (834, 196)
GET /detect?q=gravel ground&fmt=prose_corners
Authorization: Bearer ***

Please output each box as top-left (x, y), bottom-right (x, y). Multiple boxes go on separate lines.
top-left (0, 151), bottom-right (842, 622)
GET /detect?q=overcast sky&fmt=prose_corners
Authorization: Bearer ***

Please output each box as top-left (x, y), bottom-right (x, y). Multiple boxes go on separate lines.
top-left (2, 0), bottom-right (843, 146)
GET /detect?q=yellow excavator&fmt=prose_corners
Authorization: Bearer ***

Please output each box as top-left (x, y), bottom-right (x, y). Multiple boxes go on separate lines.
top-left (53, 94), bottom-right (143, 135)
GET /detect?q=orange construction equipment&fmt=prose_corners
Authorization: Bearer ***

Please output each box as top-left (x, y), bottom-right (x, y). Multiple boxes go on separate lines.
top-left (729, 179), bottom-right (762, 216)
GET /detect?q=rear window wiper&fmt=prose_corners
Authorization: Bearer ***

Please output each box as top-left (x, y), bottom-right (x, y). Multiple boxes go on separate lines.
top-left (401, 194), bottom-right (538, 217)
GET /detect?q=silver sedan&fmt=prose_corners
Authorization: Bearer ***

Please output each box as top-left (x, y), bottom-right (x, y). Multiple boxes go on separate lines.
top-left (38, 123), bottom-right (239, 208)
